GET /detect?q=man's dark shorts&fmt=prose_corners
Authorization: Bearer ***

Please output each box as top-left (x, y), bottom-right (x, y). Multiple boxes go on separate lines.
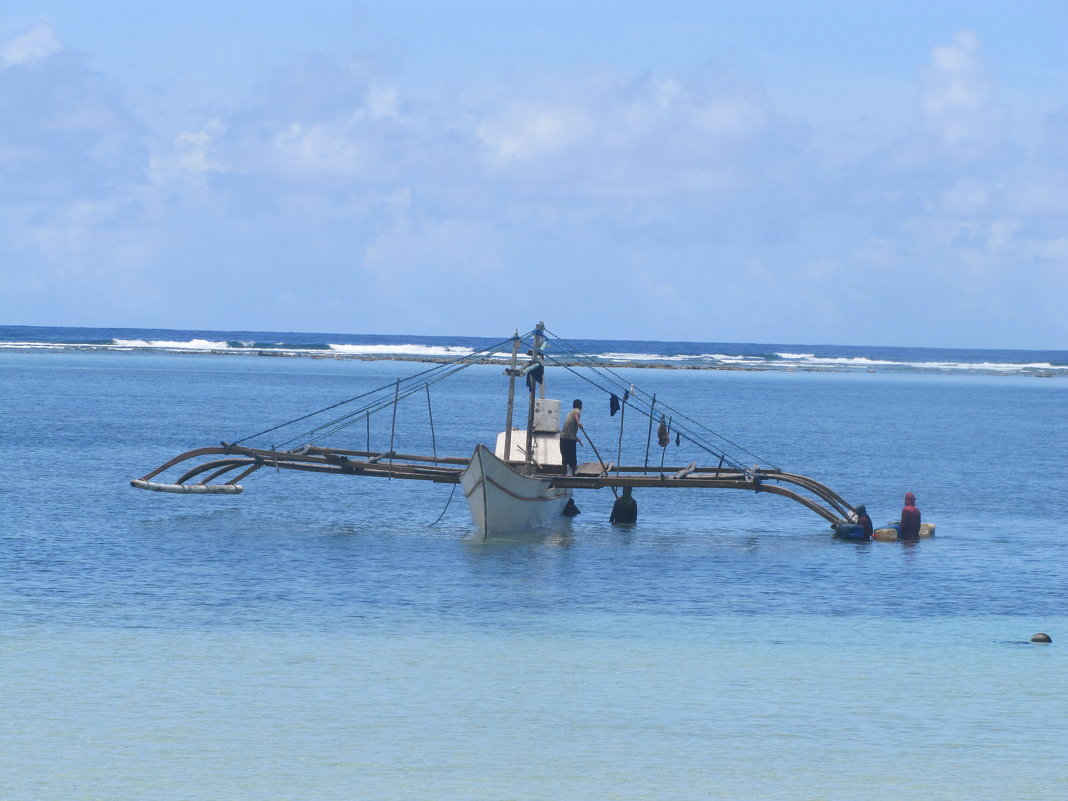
top-left (560, 437), bottom-right (577, 472)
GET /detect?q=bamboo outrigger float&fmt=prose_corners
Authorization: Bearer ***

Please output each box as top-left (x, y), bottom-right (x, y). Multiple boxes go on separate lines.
top-left (132, 323), bottom-right (863, 535)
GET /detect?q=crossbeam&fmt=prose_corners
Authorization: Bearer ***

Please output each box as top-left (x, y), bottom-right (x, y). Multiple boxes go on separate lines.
top-left (132, 443), bottom-right (853, 524)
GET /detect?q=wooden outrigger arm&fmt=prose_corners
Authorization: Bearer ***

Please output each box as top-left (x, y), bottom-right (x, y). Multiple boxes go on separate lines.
top-left (131, 443), bottom-right (469, 495)
top-left (559, 464), bottom-right (853, 523)
top-left (132, 444), bottom-right (855, 524)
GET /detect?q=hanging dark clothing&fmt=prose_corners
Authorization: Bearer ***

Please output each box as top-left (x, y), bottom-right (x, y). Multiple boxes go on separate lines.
top-left (525, 363), bottom-right (544, 391)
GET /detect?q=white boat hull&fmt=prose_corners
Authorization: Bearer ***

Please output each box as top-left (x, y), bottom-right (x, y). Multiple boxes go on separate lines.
top-left (460, 445), bottom-right (572, 535)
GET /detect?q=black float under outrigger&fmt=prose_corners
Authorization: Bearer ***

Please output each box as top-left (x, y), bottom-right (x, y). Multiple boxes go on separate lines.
top-left (131, 324), bottom-right (863, 531)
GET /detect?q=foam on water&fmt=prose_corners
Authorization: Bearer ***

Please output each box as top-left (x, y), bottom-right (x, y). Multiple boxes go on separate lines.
top-left (328, 343), bottom-right (476, 357)
top-left (600, 351), bottom-right (697, 362)
top-left (112, 338), bottom-right (232, 350)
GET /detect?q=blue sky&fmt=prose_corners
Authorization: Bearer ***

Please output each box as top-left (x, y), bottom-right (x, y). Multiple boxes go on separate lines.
top-left (1, 1), bottom-right (1066, 347)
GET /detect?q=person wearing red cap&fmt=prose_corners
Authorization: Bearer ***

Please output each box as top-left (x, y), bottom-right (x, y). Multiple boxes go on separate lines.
top-left (900, 492), bottom-right (921, 540)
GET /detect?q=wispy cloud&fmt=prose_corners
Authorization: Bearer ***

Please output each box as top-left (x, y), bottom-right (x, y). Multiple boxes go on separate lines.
top-left (919, 30), bottom-right (1008, 156)
top-left (1, 23), bottom-right (62, 68)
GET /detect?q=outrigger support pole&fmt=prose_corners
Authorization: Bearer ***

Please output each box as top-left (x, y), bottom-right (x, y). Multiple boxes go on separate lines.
top-left (503, 332), bottom-right (520, 462)
top-left (524, 322), bottom-right (546, 468)
top-left (644, 394), bottom-right (656, 472)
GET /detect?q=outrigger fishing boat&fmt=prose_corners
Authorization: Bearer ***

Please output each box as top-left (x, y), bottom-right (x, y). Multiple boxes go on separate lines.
top-left (132, 323), bottom-right (864, 536)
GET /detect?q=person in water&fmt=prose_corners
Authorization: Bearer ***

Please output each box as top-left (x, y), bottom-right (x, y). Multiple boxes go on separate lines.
top-left (900, 492), bottom-right (921, 539)
top-left (610, 486), bottom-right (638, 524)
top-left (559, 399), bottom-right (584, 475)
top-left (855, 504), bottom-right (873, 539)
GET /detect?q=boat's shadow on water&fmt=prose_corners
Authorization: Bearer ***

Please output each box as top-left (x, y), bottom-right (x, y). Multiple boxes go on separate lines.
top-left (461, 520), bottom-right (833, 550)
top-left (462, 521), bottom-right (576, 548)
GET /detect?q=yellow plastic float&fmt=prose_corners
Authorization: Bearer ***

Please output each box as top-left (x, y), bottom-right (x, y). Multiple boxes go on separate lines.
top-left (873, 523), bottom-right (936, 541)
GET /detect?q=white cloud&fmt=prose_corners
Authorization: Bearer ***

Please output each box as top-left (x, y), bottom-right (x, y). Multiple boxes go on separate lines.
top-left (477, 103), bottom-right (591, 164)
top-left (150, 119), bottom-right (227, 184)
top-left (363, 217), bottom-right (504, 293)
top-left (269, 119), bottom-right (369, 176)
top-left (468, 67), bottom-right (806, 225)
top-left (1, 23), bottom-right (62, 68)
top-left (13, 191), bottom-right (161, 316)
top-left (919, 30), bottom-right (1007, 156)
top-left (192, 70), bottom-right (411, 185)
top-left (986, 219), bottom-right (1019, 251)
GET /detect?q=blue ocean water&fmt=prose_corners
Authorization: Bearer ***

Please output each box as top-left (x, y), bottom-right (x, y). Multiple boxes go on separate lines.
top-left (3, 330), bottom-right (1067, 800)
top-left (3, 323), bottom-right (1067, 375)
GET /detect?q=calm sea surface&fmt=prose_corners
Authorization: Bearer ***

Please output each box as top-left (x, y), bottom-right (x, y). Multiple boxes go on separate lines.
top-left (3, 339), bottom-right (1067, 800)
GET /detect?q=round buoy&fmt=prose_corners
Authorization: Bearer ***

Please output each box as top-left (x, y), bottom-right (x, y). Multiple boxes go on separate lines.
top-left (1031, 633), bottom-right (1052, 643)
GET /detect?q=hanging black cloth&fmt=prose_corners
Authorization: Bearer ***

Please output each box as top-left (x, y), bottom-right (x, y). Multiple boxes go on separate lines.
top-left (525, 363), bottom-right (544, 391)
top-left (609, 394), bottom-right (620, 416)
top-left (675, 431), bottom-right (681, 446)
top-left (657, 417), bottom-right (670, 448)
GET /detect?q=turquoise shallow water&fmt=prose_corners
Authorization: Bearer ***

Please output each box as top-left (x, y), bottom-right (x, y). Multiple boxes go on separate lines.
top-left (3, 348), bottom-right (1067, 799)
top-left (5, 616), bottom-right (1066, 800)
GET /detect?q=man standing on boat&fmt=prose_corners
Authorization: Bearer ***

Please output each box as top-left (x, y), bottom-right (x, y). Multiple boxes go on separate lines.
top-left (560, 399), bottom-right (584, 475)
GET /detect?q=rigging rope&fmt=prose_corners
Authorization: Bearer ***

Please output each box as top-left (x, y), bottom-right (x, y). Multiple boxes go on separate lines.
top-left (233, 333), bottom-right (528, 449)
top-left (427, 483), bottom-right (458, 527)
top-left (282, 354), bottom-right (505, 449)
top-left (540, 328), bottom-right (780, 471)
top-left (427, 482), bottom-right (457, 527)
top-left (231, 326), bottom-right (779, 476)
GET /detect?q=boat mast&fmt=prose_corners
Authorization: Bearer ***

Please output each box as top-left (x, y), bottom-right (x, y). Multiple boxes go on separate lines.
top-left (503, 331), bottom-right (520, 462)
top-left (524, 322), bottom-right (546, 467)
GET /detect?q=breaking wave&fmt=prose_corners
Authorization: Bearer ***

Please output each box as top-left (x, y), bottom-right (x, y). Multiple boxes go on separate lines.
top-left (328, 344), bottom-right (476, 357)
top-left (112, 338), bottom-right (232, 351)
top-left (1, 326), bottom-right (1065, 376)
